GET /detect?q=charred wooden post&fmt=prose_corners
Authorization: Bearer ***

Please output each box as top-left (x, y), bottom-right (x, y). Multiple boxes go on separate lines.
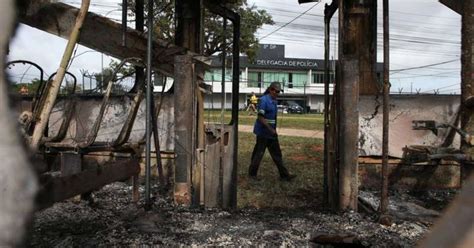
top-left (174, 55), bottom-right (195, 205)
top-left (358, 0), bottom-right (378, 96)
top-left (323, 0), bottom-right (338, 210)
top-left (460, 0), bottom-right (474, 182)
top-left (337, 0), bottom-right (358, 211)
top-left (144, 0), bottom-right (154, 210)
top-left (440, 0), bottom-right (474, 182)
top-left (174, 0), bottom-right (203, 206)
top-left (175, 0), bottom-right (203, 53)
top-left (229, 12), bottom-right (240, 209)
top-left (336, 0), bottom-right (377, 211)
top-left (379, 0), bottom-right (392, 224)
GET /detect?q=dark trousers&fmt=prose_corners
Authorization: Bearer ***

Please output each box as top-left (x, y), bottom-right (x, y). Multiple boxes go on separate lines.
top-left (249, 135), bottom-right (290, 178)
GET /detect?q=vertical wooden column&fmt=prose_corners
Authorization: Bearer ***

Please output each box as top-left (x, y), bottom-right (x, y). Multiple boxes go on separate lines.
top-left (174, 0), bottom-right (203, 206)
top-left (359, 0), bottom-right (378, 95)
top-left (175, 0), bottom-right (203, 53)
top-left (379, 0), bottom-right (391, 225)
top-left (324, 0), bottom-right (338, 210)
top-left (336, 0), bottom-right (377, 211)
top-left (461, 0), bottom-right (474, 181)
top-left (174, 55), bottom-right (194, 205)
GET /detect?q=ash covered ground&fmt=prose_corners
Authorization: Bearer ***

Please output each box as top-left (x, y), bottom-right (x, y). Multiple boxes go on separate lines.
top-left (28, 182), bottom-right (457, 247)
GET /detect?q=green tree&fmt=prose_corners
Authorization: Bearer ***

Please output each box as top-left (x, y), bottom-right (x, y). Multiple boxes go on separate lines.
top-left (60, 81), bottom-right (81, 94)
top-left (126, 0), bottom-right (273, 61)
top-left (10, 78), bottom-right (42, 95)
top-left (93, 60), bottom-right (134, 93)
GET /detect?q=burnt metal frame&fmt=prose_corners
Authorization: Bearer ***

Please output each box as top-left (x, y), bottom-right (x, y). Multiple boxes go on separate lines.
top-left (44, 57), bottom-right (144, 150)
top-left (42, 71), bottom-right (77, 143)
top-left (5, 60), bottom-right (45, 117)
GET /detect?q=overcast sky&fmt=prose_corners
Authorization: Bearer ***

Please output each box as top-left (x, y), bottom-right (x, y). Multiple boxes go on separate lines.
top-left (7, 0), bottom-right (461, 94)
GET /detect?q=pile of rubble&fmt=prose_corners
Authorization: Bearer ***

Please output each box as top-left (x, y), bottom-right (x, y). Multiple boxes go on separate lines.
top-left (29, 182), bottom-right (455, 247)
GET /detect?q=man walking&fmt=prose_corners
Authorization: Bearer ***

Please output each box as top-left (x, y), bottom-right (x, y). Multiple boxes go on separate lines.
top-left (248, 82), bottom-right (296, 181)
top-left (246, 92), bottom-right (258, 115)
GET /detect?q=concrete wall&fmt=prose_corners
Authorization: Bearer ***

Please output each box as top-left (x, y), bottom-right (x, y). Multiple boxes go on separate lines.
top-left (19, 94), bottom-right (175, 151)
top-left (20, 93), bottom-right (461, 159)
top-left (360, 95), bottom-right (460, 157)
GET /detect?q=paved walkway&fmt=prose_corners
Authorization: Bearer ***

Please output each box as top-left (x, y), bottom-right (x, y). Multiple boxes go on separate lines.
top-left (239, 125), bottom-right (324, 139)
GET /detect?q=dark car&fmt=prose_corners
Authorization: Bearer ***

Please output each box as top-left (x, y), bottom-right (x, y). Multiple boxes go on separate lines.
top-left (287, 101), bottom-right (304, 114)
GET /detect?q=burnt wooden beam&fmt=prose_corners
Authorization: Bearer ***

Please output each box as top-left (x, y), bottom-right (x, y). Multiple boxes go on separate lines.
top-left (36, 159), bottom-right (140, 210)
top-left (19, 1), bottom-right (186, 76)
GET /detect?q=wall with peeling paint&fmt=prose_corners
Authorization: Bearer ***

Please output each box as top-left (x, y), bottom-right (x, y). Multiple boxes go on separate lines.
top-left (359, 95), bottom-right (460, 157)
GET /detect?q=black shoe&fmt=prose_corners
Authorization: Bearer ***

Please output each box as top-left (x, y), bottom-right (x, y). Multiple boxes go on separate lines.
top-left (280, 174), bottom-right (297, 182)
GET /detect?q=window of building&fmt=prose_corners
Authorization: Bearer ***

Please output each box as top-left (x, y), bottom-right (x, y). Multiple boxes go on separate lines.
top-left (291, 72), bottom-right (308, 87)
top-left (248, 71), bottom-right (260, 87)
top-left (204, 68), bottom-right (235, 82)
top-left (262, 71), bottom-right (289, 88)
top-left (313, 72), bottom-right (324, 84)
top-left (312, 72), bottom-right (335, 84)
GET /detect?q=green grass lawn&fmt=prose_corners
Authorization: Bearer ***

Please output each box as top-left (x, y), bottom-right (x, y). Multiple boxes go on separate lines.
top-left (237, 132), bottom-right (324, 209)
top-left (204, 110), bottom-right (324, 130)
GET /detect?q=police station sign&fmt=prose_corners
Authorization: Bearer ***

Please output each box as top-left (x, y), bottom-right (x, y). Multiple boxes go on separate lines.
top-left (237, 44), bottom-right (322, 69)
top-left (255, 59), bottom-right (319, 69)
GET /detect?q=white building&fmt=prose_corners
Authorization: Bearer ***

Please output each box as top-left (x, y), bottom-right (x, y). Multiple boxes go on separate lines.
top-left (203, 44), bottom-right (382, 113)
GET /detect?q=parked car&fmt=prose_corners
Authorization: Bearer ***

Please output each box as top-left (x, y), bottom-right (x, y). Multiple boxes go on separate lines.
top-left (277, 104), bottom-right (288, 114)
top-left (287, 101), bottom-right (304, 114)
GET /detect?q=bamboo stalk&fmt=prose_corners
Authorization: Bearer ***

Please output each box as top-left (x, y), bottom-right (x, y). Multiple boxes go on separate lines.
top-left (30, 0), bottom-right (91, 150)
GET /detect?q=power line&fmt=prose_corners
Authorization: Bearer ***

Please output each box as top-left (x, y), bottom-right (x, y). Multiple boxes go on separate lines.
top-left (390, 59), bottom-right (459, 74)
top-left (419, 83), bottom-right (460, 94)
top-left (260, 2), bottom-right (321, 40)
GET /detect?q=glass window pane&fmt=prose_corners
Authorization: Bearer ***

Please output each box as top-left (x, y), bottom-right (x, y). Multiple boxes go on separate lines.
top-left (262, 72), bottom-right (289, 88)
top-left (292, 72), bottom-right (307, 87)
top-left (248, 71), bottom-right (259, 87)
top-left (312, 72), bottom-right (324, 84)
top-left (204, 70), bottom-right (214, 81)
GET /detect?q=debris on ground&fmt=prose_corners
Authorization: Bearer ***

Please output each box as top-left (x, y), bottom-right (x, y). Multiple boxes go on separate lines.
top-left (29, 182), bottom-right (456, 247)
top-left (358, 191), bottom-right (443, 223)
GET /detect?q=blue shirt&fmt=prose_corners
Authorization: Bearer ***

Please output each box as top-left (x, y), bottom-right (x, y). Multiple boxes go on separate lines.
top-left (253, 94), bottom-right (278, 139)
